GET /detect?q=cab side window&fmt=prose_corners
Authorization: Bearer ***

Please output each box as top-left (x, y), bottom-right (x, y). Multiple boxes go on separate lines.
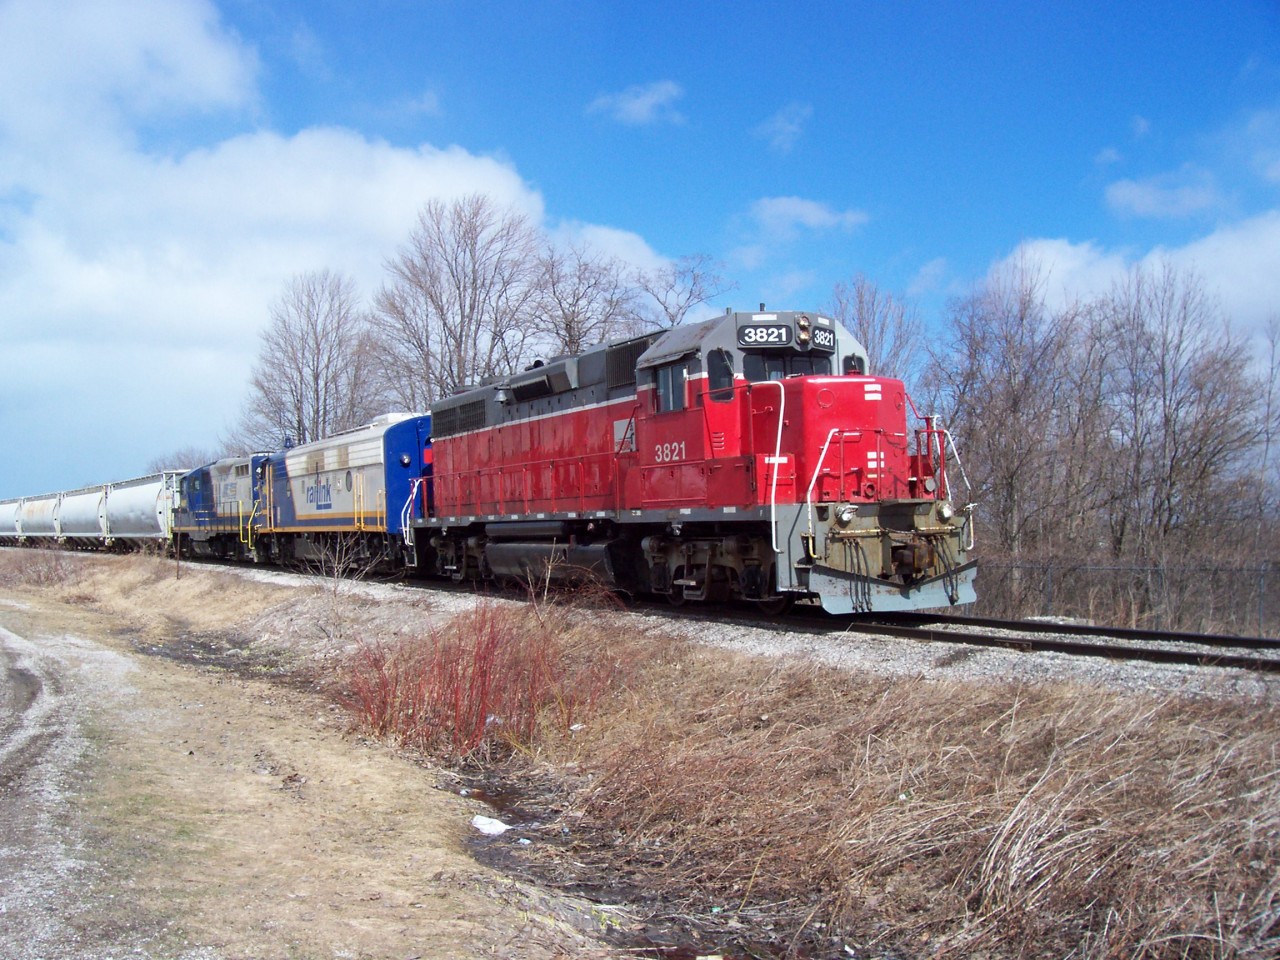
top-left (655, 362), bottom-right (686, 413)
top-left (707, 349), bottom-right (735, 402)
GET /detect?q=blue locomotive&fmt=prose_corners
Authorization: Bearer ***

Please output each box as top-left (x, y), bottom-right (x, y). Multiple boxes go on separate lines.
top-left (171, 413), bottom-right (433, 569)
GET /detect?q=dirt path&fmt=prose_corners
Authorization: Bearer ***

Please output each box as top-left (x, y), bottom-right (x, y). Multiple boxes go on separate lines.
top-left (0, 587), bottom-right (616, 960)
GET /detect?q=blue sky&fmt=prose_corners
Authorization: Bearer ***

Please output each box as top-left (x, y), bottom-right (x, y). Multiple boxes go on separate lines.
top-left (2, 0), bottom-right (1279, 497)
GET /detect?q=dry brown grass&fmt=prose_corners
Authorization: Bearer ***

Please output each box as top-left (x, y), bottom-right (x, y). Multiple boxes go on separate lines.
top-left (556, 647), bottom-right (1280, 958)
top-left (0, 544), bottom-right (87, 587)
top-left (11, 548), bottom-right (1269, 958)
top-left (341, 599), bottom-right (1280, 959)
top-left (0, 549), bottom-right (289, 636)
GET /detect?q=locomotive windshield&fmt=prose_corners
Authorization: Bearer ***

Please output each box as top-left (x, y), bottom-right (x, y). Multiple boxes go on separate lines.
top-left (742, 352), bottom-right (832, 382)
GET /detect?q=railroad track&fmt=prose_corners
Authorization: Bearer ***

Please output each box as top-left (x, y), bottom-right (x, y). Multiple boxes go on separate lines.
top-left (28, 548), bottom-right (1280, 676)
top-left (307, 570), bottom-right (1280, 676)
top-left (845, 612), bottom-right (1280, 674)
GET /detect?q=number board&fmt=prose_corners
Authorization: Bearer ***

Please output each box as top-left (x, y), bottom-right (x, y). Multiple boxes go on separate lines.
top-left (737, 324), bottom-right (793, 347)
top-left (810, 326), bottom-right (836, 351)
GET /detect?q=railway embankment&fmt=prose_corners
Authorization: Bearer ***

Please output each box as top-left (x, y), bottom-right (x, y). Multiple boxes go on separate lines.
top-left (2, 549), bottom-right (1277, 959)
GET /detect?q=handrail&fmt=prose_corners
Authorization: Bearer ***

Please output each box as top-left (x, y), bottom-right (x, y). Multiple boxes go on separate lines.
top-left (805, 428), bottom-right (892, 540)
top-left (399, 477), bottom-right (424, 549)
top-left (942, 429), bottom-right (972, 501)
top-left (246, 500), bottom-right (261, 546)
top-left (755, 380), bottom-right (786, 554)
top-left (805, 428), bottom-right (842, 542)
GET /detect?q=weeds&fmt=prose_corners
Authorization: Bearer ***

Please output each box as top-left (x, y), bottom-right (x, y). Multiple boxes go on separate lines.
top-left (29, 549), bottom-right (1268, 959)
top-left (336, 594), bottom-right (1280, 956)
top-left (563, 661), bottom-right (1280, 958)
top-left (0, 545), bottom-right (83, 587)
top-left (341, 599), bottom-right (630, 763)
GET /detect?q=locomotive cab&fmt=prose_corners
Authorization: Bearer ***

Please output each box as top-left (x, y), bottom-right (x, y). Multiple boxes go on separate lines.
top-left (631, 309), bottom-right (975, 612)
top-left (173, 454), bottom-right (270, 560)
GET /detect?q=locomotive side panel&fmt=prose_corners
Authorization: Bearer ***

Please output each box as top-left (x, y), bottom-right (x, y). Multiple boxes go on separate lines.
top-left (433, 399), bottom-right (636, 520)
top-left (265, 414), bottom-right (429, 538)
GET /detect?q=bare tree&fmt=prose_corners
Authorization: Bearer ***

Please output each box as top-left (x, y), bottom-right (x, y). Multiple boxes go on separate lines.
top-left (536, 242), bottom-right (640, 355)
top-left (372, 195), bottom-right (542, 403)
top-left (1098, 262), bottom-right (1262, 562)
top-left (926, 256), bottom-right (1075, 561)
top-left (828, 274), bottom-right (923, 381)
top-left (924, 254), bottom-right (1278, 628)
top-left (237, 270), bottom-right (386, 450)
top-left (1256, 316), bottom-right (1280, 554)
top-left (146, 446), bottom-right (225, 473)
top-left (367, 280), bottom-right (437, 412)
top-left (634, 253), bottom-right (732, 329)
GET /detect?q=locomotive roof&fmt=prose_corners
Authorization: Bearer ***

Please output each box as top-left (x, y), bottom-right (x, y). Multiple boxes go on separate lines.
top-left (635, 316), bottom-right (721, 369)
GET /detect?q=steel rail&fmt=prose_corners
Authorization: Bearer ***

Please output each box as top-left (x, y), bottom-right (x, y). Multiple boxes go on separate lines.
top-left (876, 612), bottom-right (1280, 651)
top-left (841, 620), bottom-right (1280, 674)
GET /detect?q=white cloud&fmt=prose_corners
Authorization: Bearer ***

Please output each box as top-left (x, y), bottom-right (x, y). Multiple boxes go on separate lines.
top-left (405, 90), bottom-right (443, 117)
top-left (762, 269), bottom-right (819, 305)
top-left (728, 243), bottom-right (769, 272)
top-left (991, 238), bottom-right (1130, 312)
top-left (906, 257), bottom-right (950, 300)
top-left (1, 129), bottom-right (541, 348)
top-left (991, 212), bottom-right (1280, 332)
top-left (750, 196), bottom-right (868, 239)
top-left (754, 102), bottom-right (813, 154)
top-left (549, 221), bottom-right (667, 276)
top-left (1105, 165), bottom-right (1223, 218)
top-left (289, 20), bottom-right (331, 80)
top-left (1161, 211), bottom-right (1280, 328)
top-left (587, 80), bottom-right (685, 126)
top-left (1131, 115), bottom-right (1152, 139)
top-left (0, 0), bottom-right (257, 149)
top-left (1242, 107), bottom-right (1280, 183)
top-left (1094, 146), bottom-right (1123, 166)
top-left (0, 0), bottom-right (555, 496)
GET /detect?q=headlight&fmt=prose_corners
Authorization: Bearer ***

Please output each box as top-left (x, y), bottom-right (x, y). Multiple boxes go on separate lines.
top-left (937, 502), bottom-right (954, 521)
top-left (836, 504), bottom-right (857, 525)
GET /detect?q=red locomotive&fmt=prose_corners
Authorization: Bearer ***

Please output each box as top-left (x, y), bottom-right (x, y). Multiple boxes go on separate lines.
top-left (413, 308), bottom-right (975, 614)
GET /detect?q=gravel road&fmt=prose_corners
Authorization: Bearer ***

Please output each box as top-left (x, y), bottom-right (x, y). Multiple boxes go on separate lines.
top-left (0, 619), bottom-right (172, 959)
top-left (0, 578), bottom-right (617, 960)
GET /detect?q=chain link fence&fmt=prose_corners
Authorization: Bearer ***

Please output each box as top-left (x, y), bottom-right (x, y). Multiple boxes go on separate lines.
top-left (971, 561), bottom-right (1279, 638)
